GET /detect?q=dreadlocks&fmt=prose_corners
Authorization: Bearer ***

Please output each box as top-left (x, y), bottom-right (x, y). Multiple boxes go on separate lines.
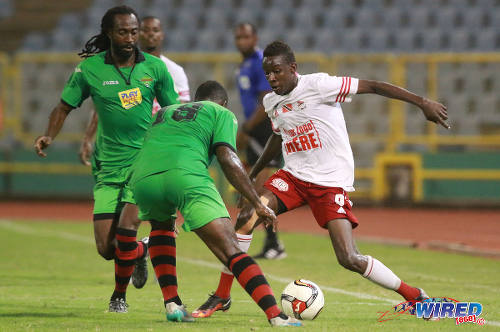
top-left (78, 5), bottom-right (139, 58)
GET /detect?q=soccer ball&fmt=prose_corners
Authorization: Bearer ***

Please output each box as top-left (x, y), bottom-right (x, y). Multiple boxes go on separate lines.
top-left (281, 279), bottom-right (324, 320)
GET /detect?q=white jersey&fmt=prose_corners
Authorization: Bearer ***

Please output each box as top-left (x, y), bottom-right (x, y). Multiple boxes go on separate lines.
top-left (152, 55), bottom-right (190, 114)
top-left (263, 73), bottom-right (359, 190)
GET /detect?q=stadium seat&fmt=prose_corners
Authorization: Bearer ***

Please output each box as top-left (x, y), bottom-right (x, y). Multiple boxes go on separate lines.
top-left (421, 29), bottom-right (443, 52)
top-left (21, 33), bottom-right (47, 51)
top-left (258, 28), bottom-right (283, 47)
top-left (394, 29), bottom-right (415, 51)
top-left (268, 0), bottom-right (294, 10)
top-left (355, 8), bottom-right (379, 29)
top-left (368, 29), bottom-right (389, 52)
top-left (233, 8), bottom-right (260, 26)
top-left (166, 30), bottom-right (192, 52)
top-left (320, 9), bottom-right (346, 30)
top-left (449, 29), bottom-right (470, 51)
top-left (238, 0), bottom-right (266, 10)
top-left (313, 28), bottom-right (344, 53)
top-left (85, 7), bottom-right (104, 28)
top-left (90, 0), bottom-right (116, 11)
top-left (330, 0), bottom-right (356, 12)
top-left (382, 7), bottom-right (403, 29)
top-left (476, 30), bottom-right (497, 51)
top-left (0, 0), bottom-right (13, 18)
top-left (436, 7), bottom-right (459, 29)
top-left (362, 0), bottom-right (387, 11)
top-left (194, 30), bottom-right (222, 52)
top-left (478, 96), bottom-right (500, 131)
top-left (294, 10), bottom-right (317, 30)
top-left (261, 8), bottom-right (292, 35)
top-left (172, 9), bottom-right (203, 32)
top-left (407, 7), bottom-right (429, 31)
top-left (286, 29), bottom-right (309, 52)
top-left (202, 8), bottom-right (230, 31)
top-left (341, 29), bottom-right (363, 52)
top-left (49, 30), bottom-right (78, 51)
top-left (463, 7), bottom-right (487, 29)
top-left (56, 13), bottom-right (83, 33)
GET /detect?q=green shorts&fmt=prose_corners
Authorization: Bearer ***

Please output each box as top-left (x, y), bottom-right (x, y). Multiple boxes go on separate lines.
top-left (132, 169), bottom-right (230, 232)
top-left (93, 182), bottom-right (135, 220)
top-left (92, 162), bottom-right (136, 220)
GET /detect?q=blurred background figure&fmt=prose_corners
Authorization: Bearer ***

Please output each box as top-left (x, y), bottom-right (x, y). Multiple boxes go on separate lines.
top-left (234, 22), bottom-right (286, 260)
top-left (139, 15), bottom-right (190, 109)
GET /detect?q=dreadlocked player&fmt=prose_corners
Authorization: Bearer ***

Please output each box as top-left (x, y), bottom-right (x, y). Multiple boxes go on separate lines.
top-left (34, 5), bottom-right (179, 313)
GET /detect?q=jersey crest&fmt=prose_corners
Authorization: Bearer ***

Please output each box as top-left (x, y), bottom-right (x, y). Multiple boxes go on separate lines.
top-left (273, 100), bottom-right (306, 118)
top-left (118, 88), bottom-right (143, 109)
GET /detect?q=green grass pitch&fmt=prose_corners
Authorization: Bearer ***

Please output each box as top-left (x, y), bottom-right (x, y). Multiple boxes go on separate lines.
top-left (1, 219), bottom-right (499, 331)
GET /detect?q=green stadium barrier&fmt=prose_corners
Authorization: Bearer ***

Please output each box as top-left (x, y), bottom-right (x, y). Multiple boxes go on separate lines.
top-left (0, 147), bottom-right (236, 201)
top-left (422, 153), bottom-right (500, 201)
top-left (0, 147), bottom-right (93, 198)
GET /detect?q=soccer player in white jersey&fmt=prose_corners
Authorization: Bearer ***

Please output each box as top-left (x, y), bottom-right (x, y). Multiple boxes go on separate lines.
top-left (193, 41), bottom-right (450, 318)
top-left (79, 16), bottom-right (190, 165)
top-left (139, 16), bottom-right (190, 113)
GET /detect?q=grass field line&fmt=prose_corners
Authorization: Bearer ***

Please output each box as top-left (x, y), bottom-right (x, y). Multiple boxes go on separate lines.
top-left (2, 219), bottom-right (500, 327)
top-left (180, 256), bottom-right (401, 305)
top-left (412, 272), bottom-right (500, 293)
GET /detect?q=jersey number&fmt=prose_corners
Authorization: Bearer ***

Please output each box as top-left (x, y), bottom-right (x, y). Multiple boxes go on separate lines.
top-left (172, 103), bottom-right (202, 122)
top-left (334, 194), bottom-right (344, 206)
top-left (153, 103), bottom-right (203, 126)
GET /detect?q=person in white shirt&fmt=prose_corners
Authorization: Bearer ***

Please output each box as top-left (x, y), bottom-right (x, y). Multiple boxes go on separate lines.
top-left (193, 41), bottom-right (450, 318)
top-left (79, 15), bottom-right (190, 165)
top-left (139, 16), bottom-right (190, 113)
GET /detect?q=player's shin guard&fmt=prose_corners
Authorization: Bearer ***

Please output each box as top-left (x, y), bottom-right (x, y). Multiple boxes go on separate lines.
top-left (362, 255), bottom-right (420, 301)
top-left (227, 252), bottom-right (281, 320)
top-left (215, 233), bottom-right (252, 299)
top-left (149, 221), bottom-right (181, 306)
top-left (112, 227), bottom-right (145, 300)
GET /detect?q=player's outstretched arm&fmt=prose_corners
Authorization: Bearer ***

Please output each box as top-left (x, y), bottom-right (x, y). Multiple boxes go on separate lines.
top-left (79, 109), bottom-right (98, 166)
top-left (216, 145), bottom-right (277, 226)
top-left (248, 133), bottom-right (282, 179)
top-left (357, 79), bottom-right (450, 129)
top-left (34, 101), bottom-right (73, 157)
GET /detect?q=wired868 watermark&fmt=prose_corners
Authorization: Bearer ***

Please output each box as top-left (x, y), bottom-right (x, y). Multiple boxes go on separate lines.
top-left (377, 297), bottom-right (484, 326)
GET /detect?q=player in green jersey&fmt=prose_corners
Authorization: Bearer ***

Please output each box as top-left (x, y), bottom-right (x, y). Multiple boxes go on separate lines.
top-left (34, 6), bottom-right (179, 313)
top-left (121, 80), bottom-right (300, 326)
top-left (79, 15), bottom-right (191, 167)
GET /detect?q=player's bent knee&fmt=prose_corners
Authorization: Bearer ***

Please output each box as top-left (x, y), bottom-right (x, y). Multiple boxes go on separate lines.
top-left (95, 240), bottom-right (115, 260)
top-left (97, 246), bottom-right (115, 260)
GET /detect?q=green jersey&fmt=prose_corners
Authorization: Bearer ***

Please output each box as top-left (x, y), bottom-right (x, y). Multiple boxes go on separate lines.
top-left (61, 50), bottom-right (179, 180)
top-left (131, 101), bottom-right (238, 184)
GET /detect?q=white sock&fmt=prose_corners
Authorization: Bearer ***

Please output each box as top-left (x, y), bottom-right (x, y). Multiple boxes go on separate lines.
top-left (362, 255), bottom-right (402, 290)
top-left (236, 233), bottom-right (253, 253)
top-left (220, 233), bottom-right (254, 275)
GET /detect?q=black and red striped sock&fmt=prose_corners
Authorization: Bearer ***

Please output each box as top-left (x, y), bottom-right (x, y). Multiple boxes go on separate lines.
top-left (228, 252), bottom-right (281, 320)
top-left (111, 227), bottom-right (145, 300)
top-left (149, 221), bottom-right (181, 306)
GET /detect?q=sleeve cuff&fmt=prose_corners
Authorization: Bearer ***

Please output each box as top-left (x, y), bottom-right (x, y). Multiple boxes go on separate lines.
top-left (60, 98), bottom-right (77, 109)
top-left (213, 142), bottom-right (236, 153)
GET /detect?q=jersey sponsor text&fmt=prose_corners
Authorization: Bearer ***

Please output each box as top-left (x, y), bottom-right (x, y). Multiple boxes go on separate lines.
top-left (118, 88), bottom-right (143, 110)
